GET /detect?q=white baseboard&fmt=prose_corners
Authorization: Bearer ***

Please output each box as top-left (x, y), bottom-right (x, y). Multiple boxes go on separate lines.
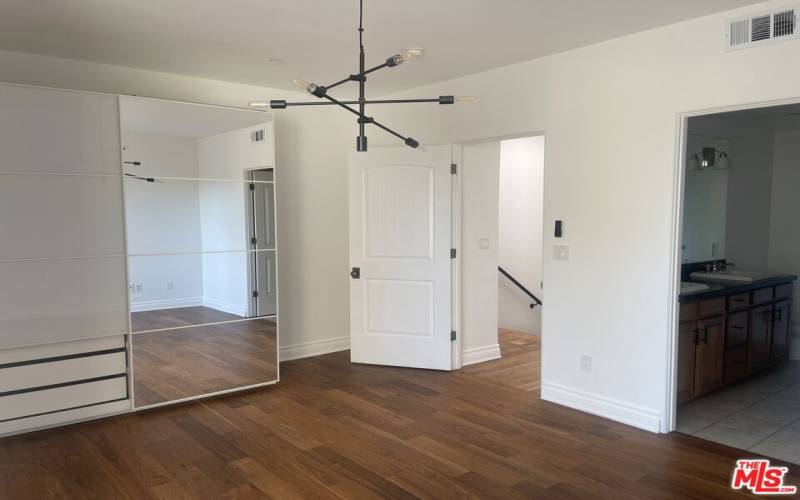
top-left (790, 322), bottom-right (800, 360)
top-left (280, 335), bottom-right (350, 362)
top-left (129, 297), bottom-right (203, 313)
top-left (541, 381), bottom-right (661, 433)
top-left (203, 297), bottom-right (248, 317)
top-left (462, 344), bottom-right (502, 366)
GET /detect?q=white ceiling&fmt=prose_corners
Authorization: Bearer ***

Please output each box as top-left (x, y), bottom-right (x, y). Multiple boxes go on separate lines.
top-left (120, 96), bottom-right (271, 138)
top-left (0, 0), bottom-right (766, 96)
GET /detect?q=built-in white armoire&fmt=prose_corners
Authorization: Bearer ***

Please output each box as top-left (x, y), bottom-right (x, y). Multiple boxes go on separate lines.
top-left (0, 83), bottom-right (279, 436)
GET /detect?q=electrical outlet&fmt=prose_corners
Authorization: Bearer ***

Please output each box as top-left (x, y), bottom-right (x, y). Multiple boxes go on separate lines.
top-left (166, 281), bottom-right (174, 290)
top-left (479, 238), bottom-right (490, 250)
top-left (580, 354), bottom-right (592, 372)
top-left (553, 245), bottom-right (570, 261)
top-left (135, 284), bottom-right (143, 292)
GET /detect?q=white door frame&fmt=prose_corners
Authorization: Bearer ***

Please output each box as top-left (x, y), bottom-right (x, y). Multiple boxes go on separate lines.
top-left (451, 131), bottom-right (545, 370)
top-left (665, 95), bottom-right (800, 433)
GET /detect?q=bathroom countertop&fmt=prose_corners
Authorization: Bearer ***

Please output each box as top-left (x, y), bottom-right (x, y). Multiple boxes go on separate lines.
top-left (679, 274), bottom-right (797, 303)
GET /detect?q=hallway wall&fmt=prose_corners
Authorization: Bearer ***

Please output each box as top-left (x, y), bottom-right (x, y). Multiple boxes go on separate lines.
top-left (498, 136), bottom-right (544, 335)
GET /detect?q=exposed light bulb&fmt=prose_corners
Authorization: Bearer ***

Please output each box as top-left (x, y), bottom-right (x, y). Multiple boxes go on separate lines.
top-left (455, 96), bottom-right (477, 103)
top-left (293, 78), bottom-right (310, 91)
top-left (249, 101), bottom-right (269, 108)
top-left (397, 48), bottom-right (424, 64)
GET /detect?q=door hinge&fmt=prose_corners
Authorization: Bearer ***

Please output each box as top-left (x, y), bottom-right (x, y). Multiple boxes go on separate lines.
top-left (251, 237), bottom-right (257, 245)
top-left (450, 163), bottom-right (457, 175)
top-left (450, 248), bottom-right (457, 259)
top-left (249, 183), bottom-right (255, 190)
top-left (252, 290), bottom-right (259, 298)
top-left (451, 330), bottom-right (457, 341)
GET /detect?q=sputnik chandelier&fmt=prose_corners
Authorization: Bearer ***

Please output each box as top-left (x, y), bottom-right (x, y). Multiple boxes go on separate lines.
top-left (249, 0), bottom-right (474, 152)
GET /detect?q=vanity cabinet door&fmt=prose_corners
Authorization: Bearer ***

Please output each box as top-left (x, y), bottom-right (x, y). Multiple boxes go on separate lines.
top-left (695, 315), bottom-right (725, 396)
top-left (771, 300), bottom-right (792, 363)
top-left (749, 304), bottom-right (772, 374)
top-left (677, 321), bottom-right (698, 403)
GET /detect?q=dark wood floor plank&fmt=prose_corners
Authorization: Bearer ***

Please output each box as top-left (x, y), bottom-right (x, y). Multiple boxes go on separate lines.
top-left (1, 329), bottom-right (796, 499)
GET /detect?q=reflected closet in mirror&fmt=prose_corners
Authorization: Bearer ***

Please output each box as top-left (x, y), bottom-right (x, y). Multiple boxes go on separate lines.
top-left (120, 96), bottom-right (278, 408)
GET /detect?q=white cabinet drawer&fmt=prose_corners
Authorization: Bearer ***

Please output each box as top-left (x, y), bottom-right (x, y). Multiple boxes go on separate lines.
top-left (0, 376), bottom-right (127, 422)
top-left (0, 352), bottom-right (127, 393)
top-left (0, 336), bottom-right (125, 365)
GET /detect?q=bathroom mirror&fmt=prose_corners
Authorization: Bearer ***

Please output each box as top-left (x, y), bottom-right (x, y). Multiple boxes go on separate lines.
top-left (682, 134), bottom-right (730, 264)
top-left (120, 96), bottom-right (278, 408)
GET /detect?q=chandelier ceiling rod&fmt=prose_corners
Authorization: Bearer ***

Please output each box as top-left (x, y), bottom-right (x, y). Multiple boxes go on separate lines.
top-left (250, 0), bottom-right (474, 152)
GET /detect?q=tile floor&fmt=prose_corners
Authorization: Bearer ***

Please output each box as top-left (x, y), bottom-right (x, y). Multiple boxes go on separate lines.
top-left (677, 359), bottom-right (800, 464)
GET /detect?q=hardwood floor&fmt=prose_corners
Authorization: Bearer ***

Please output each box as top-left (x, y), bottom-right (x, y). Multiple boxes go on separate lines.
top-left (132, 312), bottom-right (277, 407)
top-left (1, 329), bottom-right (796, 499)
top-left (131, 306), bottom-right (247, 332)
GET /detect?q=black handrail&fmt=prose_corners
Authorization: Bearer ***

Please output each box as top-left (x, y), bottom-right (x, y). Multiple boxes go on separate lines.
top-left (498, 266), bottom-right (542, 309)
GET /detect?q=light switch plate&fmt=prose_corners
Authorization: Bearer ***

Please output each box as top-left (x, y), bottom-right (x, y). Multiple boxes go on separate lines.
top-left (553, 245), bottom-right (569, 261)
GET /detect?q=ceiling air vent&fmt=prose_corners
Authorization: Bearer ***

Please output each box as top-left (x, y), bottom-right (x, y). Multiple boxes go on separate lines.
top-left (727, 6), bottom-right (798, 50)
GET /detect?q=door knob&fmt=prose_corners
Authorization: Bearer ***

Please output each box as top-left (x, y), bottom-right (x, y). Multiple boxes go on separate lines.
top-left (350, 267), bottom-right (360, 279)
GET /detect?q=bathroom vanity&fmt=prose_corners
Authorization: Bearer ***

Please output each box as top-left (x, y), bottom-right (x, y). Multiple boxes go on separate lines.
top-left (677, 275), bottom-right (796, 403)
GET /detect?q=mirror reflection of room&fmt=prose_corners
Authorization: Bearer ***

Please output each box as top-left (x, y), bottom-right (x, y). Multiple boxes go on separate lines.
top-left (120, 97), bottom-right (279, 407)
top-left (676, 103), bottom-right (800, 465)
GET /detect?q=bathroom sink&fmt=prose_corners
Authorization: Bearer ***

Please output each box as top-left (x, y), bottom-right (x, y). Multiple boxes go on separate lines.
top-left (690, 269), bottom-right (777, 284)
top-left (681, 282), bottom-right (710, 294)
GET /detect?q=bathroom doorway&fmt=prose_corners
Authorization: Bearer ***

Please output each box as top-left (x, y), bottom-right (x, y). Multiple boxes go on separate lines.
top-left (670, 100), bottom-right (800, 465)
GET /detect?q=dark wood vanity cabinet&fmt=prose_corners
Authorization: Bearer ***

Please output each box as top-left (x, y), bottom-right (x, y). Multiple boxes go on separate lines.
top-left (678, 282), bottom-right (794, 404)
top-left (771, 299), bottom-right (792, 362)
top-left (694, 315), bottom-right (726, 396)
top-left (749, 304), bottom-right (772, 374)
top-left (676, 321), bottom-right (697, 403)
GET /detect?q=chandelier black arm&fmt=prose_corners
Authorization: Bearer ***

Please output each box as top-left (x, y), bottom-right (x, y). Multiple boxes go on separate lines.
top-left (322, 95), bottom-right (419, 148)
top-left (325, 61), bottom-right (390, 91)
top-left (268, 97), bottom-right (454, 108)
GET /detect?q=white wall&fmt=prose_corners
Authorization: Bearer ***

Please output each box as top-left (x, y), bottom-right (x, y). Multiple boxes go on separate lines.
top-left (123, 132), bottom-right (204, 310)
top-left (460, 141), bottom-right (502, 365)
top-left (368, 0), bottom-right (800, 431)
top-left (0, 49), bottom-right (353, 358)
top-left (2, 0), bottom-right (799, 431)
top-left (768, 129), bottom-right (800, 358)
top-left (687, 115), bottom-right (776, 269)
top-left (498, 136), bottom-right (544, 335)
top-left (198, 123), bottom-right (273, 316)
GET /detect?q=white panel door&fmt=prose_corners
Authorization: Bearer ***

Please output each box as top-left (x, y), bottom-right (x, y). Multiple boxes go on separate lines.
top-left (349, 145), bottom-right (453, 370)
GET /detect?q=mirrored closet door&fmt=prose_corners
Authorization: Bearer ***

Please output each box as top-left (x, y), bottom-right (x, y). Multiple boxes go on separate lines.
top-left (120, 96), bottom-right (279, 408)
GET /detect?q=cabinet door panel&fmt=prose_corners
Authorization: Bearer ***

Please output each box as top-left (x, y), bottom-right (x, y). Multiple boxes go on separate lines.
top-left (749, 305), bottom-right (772, 374)
top-left (726, 310), bottom-right (748, 348)
top-left (771, 300), bottom-right (792, 363)
top-left (0, 84), bottom-right (121, 175)
top-left (724, 346), bottom-right (748, 385)
top-left (695, 315), bottom-right (725, 396)
top-left (677, 321), bottom-right (698, 403)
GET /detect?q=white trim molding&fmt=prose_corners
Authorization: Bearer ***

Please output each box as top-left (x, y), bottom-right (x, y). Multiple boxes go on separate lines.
top-left (202, 297), bottom-right (248, 317)
top-left (129, 297), bottom-right (203, 312)
top-left (462, 344), bottom-right (502, 366)
top-left (280, 335), bottom-right (350, 362)
top-left (541, 381), bottom-right (662, 433)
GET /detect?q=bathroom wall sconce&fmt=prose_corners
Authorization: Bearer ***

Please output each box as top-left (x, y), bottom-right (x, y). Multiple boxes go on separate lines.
top-left (691, 147), bottom-right (729, 170)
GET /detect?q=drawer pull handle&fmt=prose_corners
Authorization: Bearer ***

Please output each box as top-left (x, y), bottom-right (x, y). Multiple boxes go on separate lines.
top-left (730, 326), bottom-right (744, 330)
